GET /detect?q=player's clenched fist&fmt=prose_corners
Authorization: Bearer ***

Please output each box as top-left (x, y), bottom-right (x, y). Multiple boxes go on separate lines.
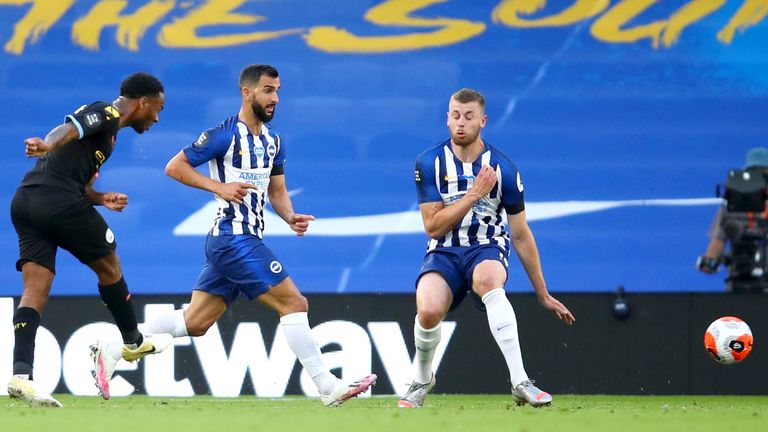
top-left (467, 165), bottom-right (497, 200)
top-left (103, 192), bottom-right (128, 212)
top-left (25, 137), bottom-right (51, 157)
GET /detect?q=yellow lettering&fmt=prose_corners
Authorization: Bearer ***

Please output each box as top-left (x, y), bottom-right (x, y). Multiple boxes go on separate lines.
top-left (593, 0), bottom-right (732, 48)
top-left (71, 0), bottom-right (174, 51)
top-left (662, 0), bottom-right (726, 47)
top-left (14, 322), bottom-right (27, 329)
top-left (591, 0), bottom-right (667, 46)
top-left (157, 0), bottom-right (300, 48)
top-left (718, 0), bottom-right (768, 44)
top-left (305, 0), bottom-right (485, 53)
top-left (492, 0), bottom-right (609, 28)
top-left (1, 0), bottom-right (75, 55)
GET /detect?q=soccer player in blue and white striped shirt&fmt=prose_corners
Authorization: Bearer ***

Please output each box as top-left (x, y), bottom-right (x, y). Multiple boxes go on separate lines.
top-left (398, 88), bottom-right (575, 409)
top-left (92, 65), bottom-right (375, 405)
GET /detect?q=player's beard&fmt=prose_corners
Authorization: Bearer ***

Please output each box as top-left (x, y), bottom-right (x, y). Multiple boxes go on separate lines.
top-left (251, 100), bottom-right (274, 122)
top-left (451, 128), bottom-right (479, 146)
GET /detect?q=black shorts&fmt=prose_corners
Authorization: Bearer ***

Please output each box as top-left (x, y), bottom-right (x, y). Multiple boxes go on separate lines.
top-left (11, 185), bottom-right (117, 273)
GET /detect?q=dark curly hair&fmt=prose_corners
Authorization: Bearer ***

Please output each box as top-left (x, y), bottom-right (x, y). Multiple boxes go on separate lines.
top-left (120, 72), bottom-right (164, 99)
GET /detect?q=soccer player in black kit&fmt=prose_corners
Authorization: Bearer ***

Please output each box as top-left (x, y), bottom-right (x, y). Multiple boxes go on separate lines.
top-left (8, 72), bottom-right (172, 407)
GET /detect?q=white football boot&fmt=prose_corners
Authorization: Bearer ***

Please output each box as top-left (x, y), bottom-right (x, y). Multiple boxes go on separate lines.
top-left (7, 375), bottom-right (63, 408)
top-left (320, 374), bottom-right (377, 407)
top-left (90, 340), bottom-right (120, 400)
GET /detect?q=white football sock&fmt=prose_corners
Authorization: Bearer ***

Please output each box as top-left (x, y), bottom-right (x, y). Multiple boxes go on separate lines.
top-left (280, 312), bottom-right (336, 395)
top-left (482, 288), bottom-right (529, 387)
top-left (413, 316), bottom-right (441, 384)
top-left (142, 309), bottom-right (188, 338)
top-left (106, 310), bottom-right (187, 362)
top-left (108, 338), bottom-right (123, 361)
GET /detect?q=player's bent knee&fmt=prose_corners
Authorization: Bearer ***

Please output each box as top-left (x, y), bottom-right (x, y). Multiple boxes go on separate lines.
top-left (473, 275), bottom-right (502, 296)
top-left (284, 295), bottom-right (308, 314)
top-left (417, 309), bottom-right (444, 329)
top-left (187, 327), bottom-right (207, 337)
top-left (260, 280), bottom-right (309, 315)
top-left (187, 326), bottom-right (208, 337)
top-left (185, 318), bottom-right (215, 336)
top-left (90, 258), bottom-right (123, 285)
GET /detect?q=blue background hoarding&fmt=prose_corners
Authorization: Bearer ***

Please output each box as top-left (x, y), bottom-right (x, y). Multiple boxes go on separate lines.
top-left (0, 0), bottom-right (766, 295)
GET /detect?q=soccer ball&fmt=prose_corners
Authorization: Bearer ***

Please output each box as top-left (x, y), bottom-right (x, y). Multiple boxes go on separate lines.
top-left (704, 316), bottom-right (753, 365)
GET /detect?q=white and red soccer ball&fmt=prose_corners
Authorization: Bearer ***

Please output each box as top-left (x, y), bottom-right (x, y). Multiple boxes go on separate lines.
top-left (704, 316), bottom-right (753, 365)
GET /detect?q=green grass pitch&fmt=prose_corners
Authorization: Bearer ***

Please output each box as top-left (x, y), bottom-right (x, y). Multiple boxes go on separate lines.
top-left (2, 395), bottom-right (766, 432)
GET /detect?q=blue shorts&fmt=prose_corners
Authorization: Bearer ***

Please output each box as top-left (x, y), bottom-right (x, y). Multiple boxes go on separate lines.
top-left (194, 234), bottom-right (289, 305)
top-left (416, 243), bottom-right (509, 311)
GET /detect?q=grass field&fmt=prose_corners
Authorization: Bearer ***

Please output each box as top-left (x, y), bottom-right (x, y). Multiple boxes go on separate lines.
top-left (2, 395), bottom-right (766, 432)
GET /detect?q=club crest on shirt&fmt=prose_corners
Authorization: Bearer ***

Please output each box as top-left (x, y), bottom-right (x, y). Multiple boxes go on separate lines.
top-left (267, 143), bottom-right (277, 158)
top-left (270, 261), bottom-right (283, 273)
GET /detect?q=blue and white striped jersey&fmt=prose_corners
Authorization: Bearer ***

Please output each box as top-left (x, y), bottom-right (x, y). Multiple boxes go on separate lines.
top-left (183, 115), bottom-right (285, 238)
top-left (414, 139), bottom-right (525, 253)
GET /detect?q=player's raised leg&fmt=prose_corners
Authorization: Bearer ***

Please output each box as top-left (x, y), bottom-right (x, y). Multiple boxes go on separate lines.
top-left (259, 277), bottom-right (377, 407)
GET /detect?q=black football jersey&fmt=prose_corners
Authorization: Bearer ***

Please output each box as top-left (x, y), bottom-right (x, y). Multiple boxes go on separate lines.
top-left (19, 101), bottom-right (120, 193)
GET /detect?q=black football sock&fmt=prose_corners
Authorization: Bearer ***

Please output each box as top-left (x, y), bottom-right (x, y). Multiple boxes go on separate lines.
top-left (98, 277), bottom-right (143, 346)
top-left (13, 306), bottom-right (40, 379)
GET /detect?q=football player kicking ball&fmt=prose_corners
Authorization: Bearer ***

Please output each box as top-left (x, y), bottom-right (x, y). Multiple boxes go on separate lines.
top-left (8, 73), bottom-right (173, 407)
top-left (399, 88), bottom-right (575, 408)
top-left (90, 64), bottom-right (375, 405)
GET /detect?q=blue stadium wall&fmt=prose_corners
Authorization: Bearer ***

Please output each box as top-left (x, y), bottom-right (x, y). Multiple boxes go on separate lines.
top-left (1, 1), bottom-right (767, 296)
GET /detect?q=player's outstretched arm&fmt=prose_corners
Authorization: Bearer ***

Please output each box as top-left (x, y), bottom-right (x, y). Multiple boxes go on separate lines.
top-left (267, 174), bottom-right (314, 236)
top-left (165, 150), bottom-right (255, 204)
top-left (508, 211), bottom-right (575, 325)
top-left (24, 123), bottom-right (80, 157)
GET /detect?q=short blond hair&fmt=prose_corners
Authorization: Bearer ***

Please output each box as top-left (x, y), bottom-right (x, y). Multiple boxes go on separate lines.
top-left (451, 88), bottom-right (485, 111)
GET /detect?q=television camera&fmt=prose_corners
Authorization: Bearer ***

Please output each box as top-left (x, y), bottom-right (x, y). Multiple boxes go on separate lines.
top-left (698, 169), bottom-right (768, 293)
